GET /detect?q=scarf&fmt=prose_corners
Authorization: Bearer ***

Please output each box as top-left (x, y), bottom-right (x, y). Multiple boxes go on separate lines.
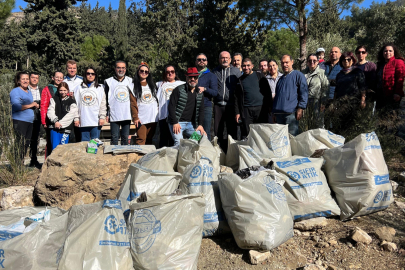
top-left (48, 84), bottom-right (57, 94)
top-left (342, 66), bottom-right (354, 73)
top-left (198, 67), bottom-right (207, 78)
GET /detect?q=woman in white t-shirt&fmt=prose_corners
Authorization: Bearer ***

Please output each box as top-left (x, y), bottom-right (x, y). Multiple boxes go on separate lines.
top-left (156, 65), bottom-right (185, 147)
top-left (129, 62), bottom-right (159, 145)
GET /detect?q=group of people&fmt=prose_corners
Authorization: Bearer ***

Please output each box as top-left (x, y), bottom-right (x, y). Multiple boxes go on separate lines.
top-left (10, 43), bottom-right (405, 166)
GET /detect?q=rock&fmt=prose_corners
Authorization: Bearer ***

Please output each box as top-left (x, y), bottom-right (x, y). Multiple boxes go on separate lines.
top-left (351, 227), bottom-right (372, 244)
top-left (328, 239), bottom-right (338, 246)
top-left (381, 241), bottom-right (397, 252)
top-left (304, 264), bottom-right (326, 270)
top-left (391, 180), bottom-right (399, 191)
top-left (316, 242), bottom-right (329, 248)
top-left (327, 265), bottom-right (338, 270)
top-left (302, 232), bottom-right (311, 237)
top-left (0, 186), bottom-right (34, 210)
top-left (294, 229), bottom-right (302, 236)
top-left (249, 250), bottom-right (271, 265)
top-left (398, 171), bottom-right (405, 182)
top-left (375, 226), bottom-right (396, 242)
top-left (35, 142), bottom-right (141, 210)
top-left (315, 260), bottom-right (323, 266)
top-left (396, 201), bottom-right (405, 211)
top-left (220, 165), bottom-right (233, 173)
top-left (294, 217), bottom-right (328, 231)
top-left (398, 249), bottom-right (405, 256)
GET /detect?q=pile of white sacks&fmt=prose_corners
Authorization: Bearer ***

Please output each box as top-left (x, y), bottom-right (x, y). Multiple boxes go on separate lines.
top-left (0, 124), bottom-right (394, 270)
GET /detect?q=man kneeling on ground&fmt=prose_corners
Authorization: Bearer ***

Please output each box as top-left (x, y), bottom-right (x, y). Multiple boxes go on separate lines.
top-left (168, 67), bottom-right (206, 146)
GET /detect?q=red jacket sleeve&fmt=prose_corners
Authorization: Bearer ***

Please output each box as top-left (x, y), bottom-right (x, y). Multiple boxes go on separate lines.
top-left (394, 59), bottom-right (405, 97)
top-left (40, 87), bottom-right (51, 125)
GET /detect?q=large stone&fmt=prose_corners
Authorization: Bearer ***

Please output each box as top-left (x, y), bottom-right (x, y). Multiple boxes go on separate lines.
top-left (375, 226), bottom-right (396, 242)
top-left (249, 250), bottom-right (271, 265)
top-left (0, 186), bottom-right (34, 210)
top-left (35, 142), bottom-right (141, 210)
top-left (294, 217), bottom-right (328, 231)
top-left (351, 227), bottom-right (372, 244)
top-left (381, 241), bottom-right (397, 252)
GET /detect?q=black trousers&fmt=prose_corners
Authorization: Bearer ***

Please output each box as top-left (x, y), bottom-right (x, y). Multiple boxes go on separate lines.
top-left (29, 119), bottom-right (41, 162)
top-left (241, 105), bottom-right (267, 139)
top-left (158, 118), bottom-right (174, 148)
top-left (214, 104), bottom-right (237, 152)
top-left (13, 120), bottom-right (33, 161)
top-left (69, 126), bottom-right (81, 143)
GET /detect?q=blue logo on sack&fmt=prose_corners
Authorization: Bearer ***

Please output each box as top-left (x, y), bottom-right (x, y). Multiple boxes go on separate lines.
top-left (374, 191), bottom-right (383, 203)
top-left (287, 171), bottom-right (301, 181)
top-left (365, 132), bottom-right (378, 142)
top-left (276, 158), bottom-right (311, 169)
top-left (373, 190), bottom-right (391, 203)
top-left (131, 209), bottom-right (161, 254)
top-left (262, 175), bottom-right (287, 201)
top-left (268, 128), bottom-right (289, 158)
top-left (374, 174), bottom-right (390, 185)
top-left (103, 200), bottom-right (122, 209)
top-left (190, 165), bottom-right (202, 178)
top-left (104, 215), bottom-right (127, 235)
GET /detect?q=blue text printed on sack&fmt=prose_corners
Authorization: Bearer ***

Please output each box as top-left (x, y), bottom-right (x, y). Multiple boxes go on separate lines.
top-left (99, 240), bottom-right (130, 246)
top-left (365, 132), bottom-right (378, 142)
top-left (374, 174), bottom-right (390, 185)
top-left (104, 215), bottom-right (128, 235)
top-left (0, 249), bottom-right (4, 268)
top-left (286, 167), bottom-right (319, 181)
top-left (262, 176), bottom-right (287, 201)
top-left (364, 145), bottom-right (382, 151)
top-left (103, 199), bottom-right (122, 209)
top-left (0, 231), bottom-right (23, 242)
top-left (366, 205), bottom-right (389, 211)
top-left (276, 158), bottom-right (311, 169)
top-left (131, 209), bottom-right (161, 254)
top-left (291, 181), bottom-right (323, 189)
top-left (187, 181), bottom-right (217, 187)
top-left (294, 210), bottom-right (332, 220)
top-left (373, 190), bottom-right (392, 203)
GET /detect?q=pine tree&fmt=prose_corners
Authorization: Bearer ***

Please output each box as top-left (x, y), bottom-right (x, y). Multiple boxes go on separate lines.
top-left (116, 0), bottom-right (128, 61)
top-left (0, 0), bottom-right (15, 29)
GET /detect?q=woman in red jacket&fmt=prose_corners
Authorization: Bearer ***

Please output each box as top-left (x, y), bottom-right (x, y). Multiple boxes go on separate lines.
top-left (40, 71), bottom-right (64, 157)
top-left (376, 44), bottom-right (405, 108)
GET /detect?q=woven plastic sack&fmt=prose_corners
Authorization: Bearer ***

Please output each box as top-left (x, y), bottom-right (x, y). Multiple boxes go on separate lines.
top-left (177, 136), bottom-right (219, 173)
top-left (58, 200), bottom-right (134, 270)
top-left (0, 207), bottom-right (67, 270)
top-left (116, 163), bottom-right (182, 216)
top-left (218, 169), bottom-right (294, 250)
top-left (247, 124), bottom-right (292, 159)
top-left (128, 194), bottom-right (205, 270)
top-left (238, 145), bottom-right (262, 170)
top-left (290, 129), bottom-right (345, 157)
top-left (323, 132), bottom-right (393, 220)
top-left (137, 147), bottom-right (178, 172)
top-left (225, 136), bottom-right (248, 171)
top-left (180, 157), bottom-right (230, 237)
top-left (211, 136), bottom-right (226, 165)
top-left (273, 156), bottom-right (341, 221)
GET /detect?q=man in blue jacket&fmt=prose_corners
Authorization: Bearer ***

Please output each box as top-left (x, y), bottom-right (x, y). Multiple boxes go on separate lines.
top-left (195, 53), bottom-right (218, 140)
top-left (273, 54), bottom-right (308, 136)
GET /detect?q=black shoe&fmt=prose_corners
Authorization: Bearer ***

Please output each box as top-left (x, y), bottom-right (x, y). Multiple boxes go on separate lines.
top-left (29, 160), bottom-right (42, 169)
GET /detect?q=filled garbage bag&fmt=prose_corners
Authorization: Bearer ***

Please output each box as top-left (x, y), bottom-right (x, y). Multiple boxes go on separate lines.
top-left (128, 194), bottom-right (205, 270)
top-left (211, 136), bottom-right (226, 165)
top-left (116, 163), bottom-right (182, 215)
top-left (290, 129), bottom-right (345, 157)
top-left (247, 124), bottom-right (292, 159)
top-left (238, 145), bottom-right (262, 170)
top-left (177, 136), bottom-right (219, 173)
top-left (218, 169), bottom-right (294, 250)
top-left (137, 147), bottom-right (178, 172)
top-left (180, 157), bottom-right (230, 237)
top-left (65, 201), bottom-right (104, 237)
top-left (58, 200), bottom-right (134, 270)
top-left (0, 207), bottom-right (67, 270)
top-left (323, 132), bottom-right (394, 220)
top-left (225, 136), bottom-right (248, 171)
top-left (272, 156), bottom-right (341, 221)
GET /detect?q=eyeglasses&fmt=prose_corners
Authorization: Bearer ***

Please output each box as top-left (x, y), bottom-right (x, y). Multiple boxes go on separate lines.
top-left (116, 67), bottom-right (126, 70)
top-left (166, 70), bottom-right (175, 74)
top-left (307, 60), bottom-right (318, 63)
top-left (197, 58), bottom-right (207, 62)
top-left (86, 72), bottom-right (95, 76)
top-left (188, 76), bottom-right (198, 80)
top-left (343, 58), bottom-right (352, 62)
top-left (139, 70), bottom-right (149, 74)
top-left (356, 51), bottom-right (367, 55)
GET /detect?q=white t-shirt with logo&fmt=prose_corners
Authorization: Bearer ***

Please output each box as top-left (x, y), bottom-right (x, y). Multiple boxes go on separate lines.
top-left (156, 81), bottom-right (186, 120)
top-left (137, 85), bottom-right (158, 125)
top-left (74, 83), bottom-right (105, 127)
top-left (105, 76), bottom-right (133, 122)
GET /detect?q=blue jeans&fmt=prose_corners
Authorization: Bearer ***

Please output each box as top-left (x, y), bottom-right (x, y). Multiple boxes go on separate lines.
top-left (275, 113), bottom-right (299, 136)
top-left (110, 120), bottom-right (131, 145)
top-left (80, 126), bottom-right (101, 141)
top-left (203, 106), bottom-right (213, 140)
top-left (168, 122), bottom-right (200, 146)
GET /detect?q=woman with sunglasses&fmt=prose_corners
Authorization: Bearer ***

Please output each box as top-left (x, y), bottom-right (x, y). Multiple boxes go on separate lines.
top-left (130, 62), bottom-right (159, 145)
top-left (302, 54), bottom-right (329, 129)
top-left (156, 65), bottom-right (185, 147)
top-left (375, 43), bottom-right (405, 109)
top-left (73, 67), bottom-right (107, 141)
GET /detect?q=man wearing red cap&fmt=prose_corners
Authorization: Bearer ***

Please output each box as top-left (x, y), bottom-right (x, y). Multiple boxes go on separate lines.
top-left (168, 67), bottom-right (206, 146)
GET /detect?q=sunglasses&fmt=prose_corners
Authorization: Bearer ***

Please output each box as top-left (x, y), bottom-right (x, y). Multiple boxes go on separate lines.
top-left (307, 60), bottom-right (317, 63)
top-left (188, 76), bottom-right (198, 80)
top-left (86, 72), bottom-right (95, 76)
top-left (139, 70), bottom-right (149, 74)
top-left (343, 58), bottom-right (352, 62)
top-left (166, 70), bottom-right (175, 74)
top-left (356, 51), bottom-right (367, 55)
top-left (197, 58), bottom-right (207, 62)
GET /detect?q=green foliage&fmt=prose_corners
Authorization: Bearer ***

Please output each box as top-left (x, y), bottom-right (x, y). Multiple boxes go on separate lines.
top-left (306, 32), bottom-right (357, 56)
top-left (0, 0), bottom-right (15, 29)
top-left (81, 35), bottom-right (110, 61)
top-left (116, 0), bottom-right (128, 61)
top-left (263, 28), bottom-right (299, 61)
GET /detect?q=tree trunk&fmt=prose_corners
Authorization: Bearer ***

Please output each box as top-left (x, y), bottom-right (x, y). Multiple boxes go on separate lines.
top-left (298, 2), bottom-right (307, 71)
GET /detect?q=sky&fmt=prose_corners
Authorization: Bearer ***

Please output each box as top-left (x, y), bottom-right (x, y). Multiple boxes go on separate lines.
top-left (13, 0), bottom-right (387, 14)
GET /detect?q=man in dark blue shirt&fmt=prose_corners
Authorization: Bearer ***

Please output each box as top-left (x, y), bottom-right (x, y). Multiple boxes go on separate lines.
top-left (273, 54), bottom-right (308, 136)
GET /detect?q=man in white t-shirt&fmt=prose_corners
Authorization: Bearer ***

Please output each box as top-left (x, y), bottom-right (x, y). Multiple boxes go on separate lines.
top-left (104, 61), bottom-right (133, 145)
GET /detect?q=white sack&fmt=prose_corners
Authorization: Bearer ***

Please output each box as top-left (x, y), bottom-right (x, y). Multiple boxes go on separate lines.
top-left (218, 170), bottom-right (294, 250)
top-left (273, 156), bottom-right (341, 221)
top-left (211, 136), bottom-right (226, 165)
top-left (58, 200), bottom-right (133, 270)
top-left (116, 163), bottom-right (182, 215)
top-left (177, 136), bottom-right (219, 173)
top-left (247, 124), bottom-right (292, 159)
top-left (238, 145), bottom-right (262, 170)
top-left (323, 132), bottom-right (393, 220)
top-left (0, 207), bottom-right (67, 270)
top-left (137, 147), bottom-right (178, 172)
top-left (225, 135), bottom-right (248, 171)
top-left (128, 194), bottom-right (205, 270)
top-left (290, 129), bottom-right (345, 157)
top-left (180, 157), bottom-right (230, 237)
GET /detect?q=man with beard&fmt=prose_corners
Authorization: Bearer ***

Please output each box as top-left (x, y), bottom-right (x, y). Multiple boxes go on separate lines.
top-left (168, 67), bottom-right (206, 146)
top-left (104, 61), bottom-right (133, 145)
